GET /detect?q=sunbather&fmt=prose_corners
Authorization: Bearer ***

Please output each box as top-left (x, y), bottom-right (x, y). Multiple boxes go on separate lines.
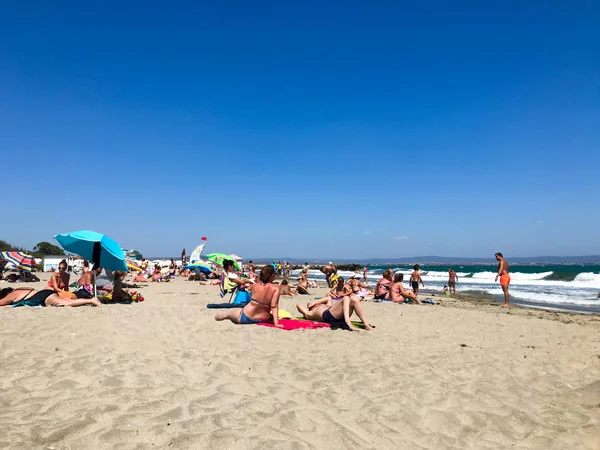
top-left (214, 265), bottom-right (282, 327)
top-left (296, 295), bottom-right (373, 331)
top-left (0, 287), bottom-right (101, 307)
top-left (77, 266), bottom-right (103, 295)
top-left (374, 270), bottom-right (392, 300)
top-left (327, 276), bottom-right (353, 301)
top-left (297, 269), bottom-right (311, 295)
top-left (346, 275), bottom-right (372, 300)
top-left (112, 271), bottom-right (131, 302)
top-left (48, 259), bottom-right (70, 292)
top-left (390, 273), bottom-right (420, 304)
top-left (279, 279), bottom-right (297, 296)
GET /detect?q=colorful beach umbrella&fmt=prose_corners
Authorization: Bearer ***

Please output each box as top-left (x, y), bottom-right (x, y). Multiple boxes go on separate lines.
top-left (0, 251), bottom-right (36, 272)
top-left (54, 230), bottom-right (128, 272)
top-left (206, 253), bottom-right (241, 271)
top-left (184, 261), bottom-right (212, 274)
top-left (126, 260), bottom-right (142, 272)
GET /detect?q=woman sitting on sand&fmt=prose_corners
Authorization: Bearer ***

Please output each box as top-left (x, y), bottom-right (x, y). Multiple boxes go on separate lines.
top-left (297, 269), bottom-right (311, 295)
top-left (390, 273), bottom-right (420, 304)
top-left (296, 293), bottom-right (373, 331)
top-left (279, 279), bottom-right (297, 296)
top-left (214, 265), bottom-right (282, 327)
top-left (374, 270), bottom-right (392, 300)
top-left (77, 266), bottom-right (103, 295)
top-left (48, 259), bottom-right (70, 293)
top-left (346, 276), bottom-right (372, 300)
top-left (327, 276), bottom-right (353, 302)
top-left (0, 287), bottom-right (101, 307)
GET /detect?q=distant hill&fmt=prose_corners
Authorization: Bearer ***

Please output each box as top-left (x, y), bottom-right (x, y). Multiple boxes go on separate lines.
top-left (247, 255), bottom-right (600, 265)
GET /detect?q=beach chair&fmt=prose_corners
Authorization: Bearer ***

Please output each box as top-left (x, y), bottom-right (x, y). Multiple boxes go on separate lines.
top-left (219, 271), bottom-right (239, 303)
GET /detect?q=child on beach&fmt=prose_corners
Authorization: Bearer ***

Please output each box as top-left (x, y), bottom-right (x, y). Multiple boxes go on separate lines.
top-left (410, 264), bottom-right (425, 296)
top-left (112, 271), bottom-right (132, 302)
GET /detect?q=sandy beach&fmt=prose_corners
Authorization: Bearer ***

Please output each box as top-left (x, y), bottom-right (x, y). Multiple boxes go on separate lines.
top-left (1, 274), bottom-right (599, 449)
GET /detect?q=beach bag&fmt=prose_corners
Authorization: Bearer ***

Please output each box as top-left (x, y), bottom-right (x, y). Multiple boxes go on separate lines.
top-left (73, 287), bottom-right (93, 299)
top-left (233, 290), bottom-right (251, 305)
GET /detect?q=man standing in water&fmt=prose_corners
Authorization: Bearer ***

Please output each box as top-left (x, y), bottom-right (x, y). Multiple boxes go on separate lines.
top-left (494, 252), bottom-right (510, 307)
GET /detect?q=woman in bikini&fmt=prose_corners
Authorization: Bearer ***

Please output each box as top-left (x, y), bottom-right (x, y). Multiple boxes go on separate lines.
top-left (48, 259), bottom-right (70, 293)
top-left (0, 287), bottom-right (101, 307)
top-left (296, 269), bottom-right (311, 295)
top-left (346, 276), bottom-right (372, 300)
top-left (214, 265), bottom-right (283, 327)
top-left (390, 273), bottom-right (420, 304)
top-left (374, 270), bottom-right (392, 300)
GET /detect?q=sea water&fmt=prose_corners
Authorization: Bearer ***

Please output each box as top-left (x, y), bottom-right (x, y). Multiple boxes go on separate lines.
top-left (295, 264), bottom-right (600, 312)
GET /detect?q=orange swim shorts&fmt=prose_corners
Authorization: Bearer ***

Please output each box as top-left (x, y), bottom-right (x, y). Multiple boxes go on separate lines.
top-left (500, 274), bottom-right (511, 287)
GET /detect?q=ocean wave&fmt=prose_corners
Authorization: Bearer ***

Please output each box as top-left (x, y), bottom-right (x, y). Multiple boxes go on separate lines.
top-left (541, 272), bottom-right (579, 282)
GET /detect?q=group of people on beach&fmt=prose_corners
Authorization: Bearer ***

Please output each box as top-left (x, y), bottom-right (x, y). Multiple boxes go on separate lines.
top-left (215, 262), bottom-right (374, 331)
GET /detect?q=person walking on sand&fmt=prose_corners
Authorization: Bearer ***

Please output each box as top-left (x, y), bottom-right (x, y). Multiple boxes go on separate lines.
top-left (410, 264), bottom-right (425, 296)
top-left (448, 269), bottom-right (458, 294)
top-left (495, 253), bottom-right (510, 307)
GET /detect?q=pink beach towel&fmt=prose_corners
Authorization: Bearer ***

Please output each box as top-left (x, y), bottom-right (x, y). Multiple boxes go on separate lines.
top-left (256, 319), bottom-right (330, 331)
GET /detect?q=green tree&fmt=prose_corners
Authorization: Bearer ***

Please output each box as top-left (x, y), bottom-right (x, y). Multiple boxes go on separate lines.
top-left (33, 241), bottom-right (65, 256)
top-left (0, 239), bottom-right (27, 252)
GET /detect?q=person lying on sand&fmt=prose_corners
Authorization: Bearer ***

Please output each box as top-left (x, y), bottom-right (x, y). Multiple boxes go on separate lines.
top-left (296, 295), bottom-right (373, 331)
top-left (133, 274), bottom-right (148, 283)
top-left (0, 287), bottom-right (101, 307)
top-left (373, 270), bottom-right (392, 300)
top-left (214, 265), bottom-right (282, 327)
top-left (390, 273), bottom-right (420, 304)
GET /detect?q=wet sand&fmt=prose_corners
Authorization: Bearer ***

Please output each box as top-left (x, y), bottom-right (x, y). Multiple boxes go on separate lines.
top-left (0, 274), bottom-right (598, 449)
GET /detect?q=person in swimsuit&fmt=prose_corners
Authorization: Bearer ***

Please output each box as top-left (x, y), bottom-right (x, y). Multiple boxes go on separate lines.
top-left (248, 260), bottom-right (256, 280)
top-left (495, 252), bottom-right (510, 307)
top-left (296, 269), bottom-right (311, 295)
top-left (363, 265), bottom-right (368, 283)
top-left (77, 266), bottom-right (103, 295)
top-left (181, 249), bottom-right (186, 267)
top-left (410, 264), bottom-right (425, 296)
top-left (48, 259), bottom-right (70, 293)
top-left (279, 279), bottom-right (297, 296)
top-left (390, 273), bottom-right (420, 304)
top-left (374, 270), bottom-right (392, 300)
top-left (320, 262), bottom-right (337, 287)
top-left (448, 269), bottom-right (458, 294)
top-left (214, 265), bottom-right (283, 327)
top-left (296, 293), bottom-right (374, 331)
top-left (0, 287), bottom-right (101, 307)
top-left (322, 276), bottom-right (353, 303)
top-left (346, 275), bottom-right (372, 300)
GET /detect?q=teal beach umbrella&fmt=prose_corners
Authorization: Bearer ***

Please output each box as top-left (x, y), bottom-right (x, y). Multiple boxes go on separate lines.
top-left (54, 230), bottom-right (128, 272)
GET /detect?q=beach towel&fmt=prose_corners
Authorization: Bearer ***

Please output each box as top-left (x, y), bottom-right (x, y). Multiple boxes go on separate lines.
top-left (256, 319), bottom-right (330, 330)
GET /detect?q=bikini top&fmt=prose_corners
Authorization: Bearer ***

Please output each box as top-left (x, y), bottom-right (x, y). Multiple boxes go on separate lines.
top-left (251, 283), bottom-right (273, 308)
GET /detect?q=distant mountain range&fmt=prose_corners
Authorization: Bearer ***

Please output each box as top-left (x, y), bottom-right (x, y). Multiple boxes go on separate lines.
top-left (245, 255), bottom-right (600, 265)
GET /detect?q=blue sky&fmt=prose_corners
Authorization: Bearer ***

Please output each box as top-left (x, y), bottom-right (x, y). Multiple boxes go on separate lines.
top-left (2, 1), bottom-right (599, 259)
